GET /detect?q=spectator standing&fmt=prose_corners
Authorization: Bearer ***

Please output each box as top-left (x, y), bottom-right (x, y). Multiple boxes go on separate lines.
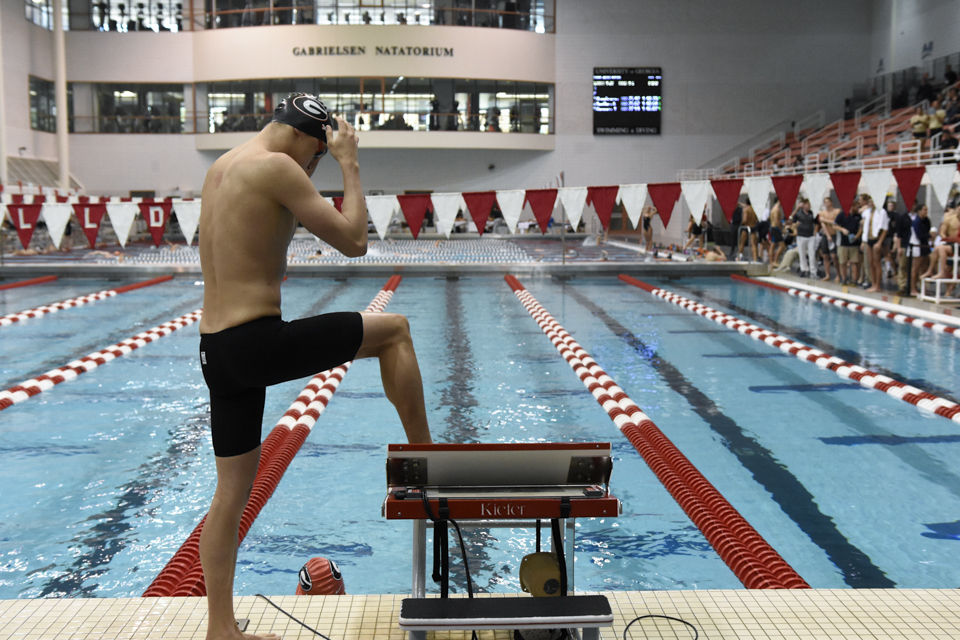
top-left (945, 64), bottom-right (958, 87)
top-left (910, 106), bottom-right (929, 150)
top-left (860, 194), bottom-right (889, 292)
top-left (927, 99), bottom-right (947, 146)
top-left (792, 197), bottom-right (817, 277)
top-left (835, 201), bottom-right (863, 285)
top-left (917, 73), bottom-right (936, 102)
top-left (817, 196), bottom-right (841, 281)
top-left (736, 197), bottom-right (759, 261)
top-left (769, 196), bottom-right (785, 267)
top-left (903, 202), bottom-right (932, 296)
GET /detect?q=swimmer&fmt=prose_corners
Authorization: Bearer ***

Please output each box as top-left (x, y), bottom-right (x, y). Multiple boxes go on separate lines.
top-left (702, 244), bottom-right (727, 262)
top-left (196, 92), bottom-right (431, 640)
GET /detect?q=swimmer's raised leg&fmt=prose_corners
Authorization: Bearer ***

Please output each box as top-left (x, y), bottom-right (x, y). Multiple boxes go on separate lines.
top-left (200, 448), bottom-right (282, 640)
top-left (355, 312), bottom-right (432, 444)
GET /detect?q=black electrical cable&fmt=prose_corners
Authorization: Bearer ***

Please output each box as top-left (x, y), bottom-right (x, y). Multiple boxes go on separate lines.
top-left (255, 593), bottom-right (334, 640)
top-left (622, 613), bottom-right (699, 639)
top-left (420, 489), bottom-right (474, 597)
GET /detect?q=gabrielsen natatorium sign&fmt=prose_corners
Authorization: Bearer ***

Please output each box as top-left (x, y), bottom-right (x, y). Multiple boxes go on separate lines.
top-left (292, 45), bottom-right (455, 57)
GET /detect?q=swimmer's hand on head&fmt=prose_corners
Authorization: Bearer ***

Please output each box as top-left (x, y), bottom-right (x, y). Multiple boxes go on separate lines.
top-left (326, 115), bottom-right (359, 168)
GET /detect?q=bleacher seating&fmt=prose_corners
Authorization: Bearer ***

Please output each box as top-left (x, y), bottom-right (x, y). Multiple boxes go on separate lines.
top-left (725, 91), bottom-right (956, 176)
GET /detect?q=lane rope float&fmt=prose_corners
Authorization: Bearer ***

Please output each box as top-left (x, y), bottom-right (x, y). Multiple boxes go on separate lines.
top-left (144, 275), bottom-right (403, 597)
top-left (505, 274), bottom-right (808, 589)
top-left (0, 308), bottom-right (203, 411)
top-left (0, 275), bottom-right (58, 291)
top-left (731, 274), bottom-right (960, 338)
top-left (0, 275), bottom-right (174, 327)
top-left (622, 274), bottom-right (960, 423)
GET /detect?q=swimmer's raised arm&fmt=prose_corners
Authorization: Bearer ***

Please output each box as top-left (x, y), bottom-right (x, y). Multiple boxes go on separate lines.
top-left (269, 115), bottom-right (367, 257)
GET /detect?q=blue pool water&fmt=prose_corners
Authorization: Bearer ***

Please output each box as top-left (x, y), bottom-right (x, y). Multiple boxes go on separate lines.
top-left (1, 274), bottom-right (958, 599)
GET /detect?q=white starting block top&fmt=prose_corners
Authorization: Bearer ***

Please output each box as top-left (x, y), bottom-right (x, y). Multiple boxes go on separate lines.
top-left (384, 442), bottom-right (619, 520)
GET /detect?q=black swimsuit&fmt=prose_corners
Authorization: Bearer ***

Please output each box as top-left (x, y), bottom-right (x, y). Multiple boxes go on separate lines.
top-left (199, 312), bottom-right (364, 457)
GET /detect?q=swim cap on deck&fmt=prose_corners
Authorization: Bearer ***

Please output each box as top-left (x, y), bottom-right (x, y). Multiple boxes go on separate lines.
top-left (272, 93), bottom-right (330, 143)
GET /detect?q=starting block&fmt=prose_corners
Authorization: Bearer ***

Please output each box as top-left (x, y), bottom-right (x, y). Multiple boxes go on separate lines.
top-left (383, 442), bottom-right (621, 639)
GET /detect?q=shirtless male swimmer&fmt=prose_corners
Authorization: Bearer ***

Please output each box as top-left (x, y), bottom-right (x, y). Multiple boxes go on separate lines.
top-left (197, 92), bottom-right (432, 640)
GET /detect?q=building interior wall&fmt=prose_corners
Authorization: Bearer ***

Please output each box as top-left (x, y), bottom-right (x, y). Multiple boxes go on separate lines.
top-left (5, 0), bottom-right (957, 206)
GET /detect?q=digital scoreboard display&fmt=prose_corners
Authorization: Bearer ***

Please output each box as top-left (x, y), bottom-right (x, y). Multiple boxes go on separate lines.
top-left (592, 67), bottom-right (662, 135)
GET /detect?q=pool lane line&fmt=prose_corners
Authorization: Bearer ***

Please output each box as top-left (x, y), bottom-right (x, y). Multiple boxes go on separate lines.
top-left (620, 274), bottom-right (960, 423)
top-left (504, 274), bottom-right (809, 590)
top-left (0, 275), bottom-right (57, 291)
top-left (0, 307), bottom-right (203, 411)
top-left (561, 282), bottom-right (893, 588)
top-left (731, 274), bottom-right (960, 338)
top-left (0, 275), bottom-right (173, 327)
top-left (144, 275), bottom-right (403, 598)
top-left (674, 280), bottom-right (959, 402)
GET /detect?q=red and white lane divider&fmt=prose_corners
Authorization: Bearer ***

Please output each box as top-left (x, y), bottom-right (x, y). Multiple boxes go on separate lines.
top-left (0, 275), bottom-right (57, 291)
top-left (0, 308), bottom-right (202, 411)
top-left (622, 274), bottom-right (960, 423)
top-left (0, 275), bottom-right (173, 327)
top-left (731, 274), bottom-right (960, 338)
top-left (505, 274), bottom-right (808, 589)
top-left (144, 275), bottom-right (403, 598)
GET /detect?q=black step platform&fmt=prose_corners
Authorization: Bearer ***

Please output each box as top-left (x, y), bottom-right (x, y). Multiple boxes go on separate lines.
top-left (398, 595), bottom-right (613, 630)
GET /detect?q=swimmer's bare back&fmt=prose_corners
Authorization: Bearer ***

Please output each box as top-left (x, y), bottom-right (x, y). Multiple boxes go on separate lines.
top-left (199, 116), bottom-right (364, 334)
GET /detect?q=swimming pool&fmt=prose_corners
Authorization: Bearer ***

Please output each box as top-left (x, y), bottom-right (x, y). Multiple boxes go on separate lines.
top-left (1, 274), bottom-right (958, 599)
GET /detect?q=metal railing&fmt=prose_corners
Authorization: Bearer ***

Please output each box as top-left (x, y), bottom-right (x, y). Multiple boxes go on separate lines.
top-left (853, 92), bottom-right (891, 130)
top-left (800, 118), bottom-right (844, 157)
top-left (792, 110), bottom-right (824, 138)
top-left (700, 144), bottom-right (958, 181)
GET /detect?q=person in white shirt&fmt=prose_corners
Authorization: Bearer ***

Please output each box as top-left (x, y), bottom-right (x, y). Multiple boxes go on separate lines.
top-left (858, 194), bottom-right (889, 292)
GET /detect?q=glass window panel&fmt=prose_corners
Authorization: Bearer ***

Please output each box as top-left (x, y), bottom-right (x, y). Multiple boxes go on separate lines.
top-left (29, 76), bottom-right (57, 133)
top-left (200, 77), bottom-right (553, 135)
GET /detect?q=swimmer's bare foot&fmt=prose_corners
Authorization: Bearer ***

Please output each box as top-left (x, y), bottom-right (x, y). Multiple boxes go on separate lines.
top-left (866, 286), bottom-right (880, 293)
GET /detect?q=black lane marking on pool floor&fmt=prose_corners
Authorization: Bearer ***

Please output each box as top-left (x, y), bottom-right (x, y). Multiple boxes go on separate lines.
top-left (561, 283), bottom-right (894, 588)
top-left (304, 279), bottom-right (351, 317)
top-left (821, 434), bottom-right (960, 446)
top-left (667, 329), bottom-right (731, 334)
top-left (749, 383), bottom-right (866, 393)
top-left (673, 284), bottom-right (960, 404)
top-left (438, 278), bottom-right (508, 594)
top-left (702, 353), bottom-right (790, 359)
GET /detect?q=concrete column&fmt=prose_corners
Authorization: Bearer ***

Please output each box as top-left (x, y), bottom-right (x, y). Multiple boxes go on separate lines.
top-left (54, 0), bottom-right (71, 190)
top-left (0, 0), bottom-right (8, 187)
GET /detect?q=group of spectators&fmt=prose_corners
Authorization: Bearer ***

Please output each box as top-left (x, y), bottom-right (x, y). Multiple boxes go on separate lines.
top-left (908, 67), bottom-right (960, 153)
top-left (720, 190), bottom-right (960, 297)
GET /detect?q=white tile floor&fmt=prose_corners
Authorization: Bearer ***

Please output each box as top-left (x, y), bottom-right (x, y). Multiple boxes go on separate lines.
top-left (1, 589), bottom-right (958, 640)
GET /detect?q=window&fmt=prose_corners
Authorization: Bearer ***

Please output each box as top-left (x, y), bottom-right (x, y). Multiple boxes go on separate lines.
top-left (89, 1), bottom-right (185, 32)
top-left (203, 0), bottom-right (555, 31)
top-left (30, 76), bottom-right (57, 133)
top-left (203, 77), bottom-right (554, 134)
top-left (25, 0), bottom-right (56, 29)
top-left (68, 83), bottom-right (184, 133)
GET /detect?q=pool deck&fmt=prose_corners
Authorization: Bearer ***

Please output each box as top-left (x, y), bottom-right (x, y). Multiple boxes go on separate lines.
top-left (2, 589), bottom-right (958, 639)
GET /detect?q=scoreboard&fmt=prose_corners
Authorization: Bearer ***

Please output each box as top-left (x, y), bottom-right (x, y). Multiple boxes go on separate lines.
top-left (592, 67), bottom-right (662, 135)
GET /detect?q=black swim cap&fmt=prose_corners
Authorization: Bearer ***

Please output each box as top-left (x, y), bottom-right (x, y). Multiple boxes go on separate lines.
top-left (272, 93), bottom-right (330, 143)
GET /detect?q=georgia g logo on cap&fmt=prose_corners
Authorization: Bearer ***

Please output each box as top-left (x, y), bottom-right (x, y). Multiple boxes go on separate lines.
top-left (292, 95), bottom-right (328, 121)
